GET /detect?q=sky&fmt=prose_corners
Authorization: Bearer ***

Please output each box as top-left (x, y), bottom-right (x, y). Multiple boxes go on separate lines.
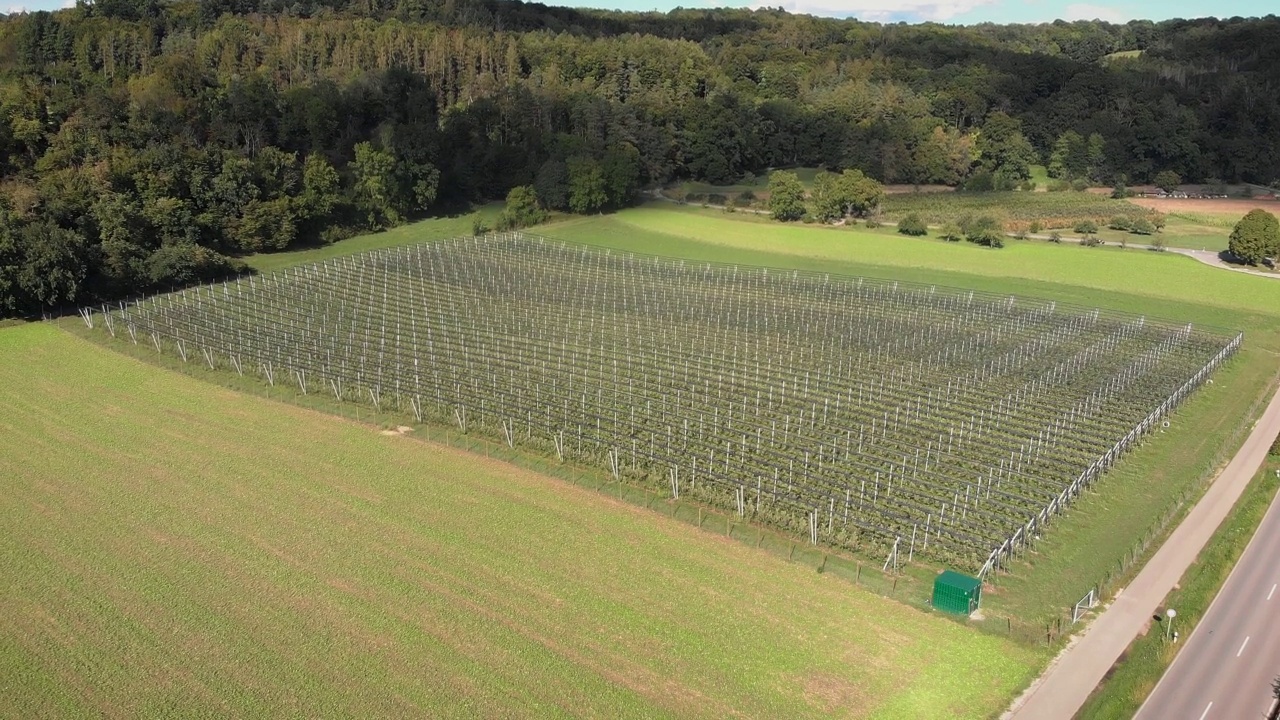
top-left (2, 0), bottom-right (1273, 22)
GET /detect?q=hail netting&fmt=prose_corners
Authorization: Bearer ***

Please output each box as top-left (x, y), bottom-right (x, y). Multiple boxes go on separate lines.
top-left (99, 232), bottom-right (1241, 574)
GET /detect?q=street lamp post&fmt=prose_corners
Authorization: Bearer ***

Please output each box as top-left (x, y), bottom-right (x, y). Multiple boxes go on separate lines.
top-left (1166, 608), bottom-right (1177, 641)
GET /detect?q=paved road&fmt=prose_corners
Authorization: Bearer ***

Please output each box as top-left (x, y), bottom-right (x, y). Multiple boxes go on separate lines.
top-left (1005, 385), bottom-right (1280, 720)
top-left (1135, 474), bottom-right (1280, 720)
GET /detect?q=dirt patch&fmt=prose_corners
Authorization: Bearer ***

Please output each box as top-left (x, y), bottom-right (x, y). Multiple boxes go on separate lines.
top-left (379, 426), bottom-right (415, 436)
top-left (1126, 196), bottom-right (1275, 216)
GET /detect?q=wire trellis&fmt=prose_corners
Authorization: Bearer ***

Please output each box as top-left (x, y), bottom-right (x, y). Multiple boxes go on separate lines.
top-left (86, 232), bottom-right (1242, 575)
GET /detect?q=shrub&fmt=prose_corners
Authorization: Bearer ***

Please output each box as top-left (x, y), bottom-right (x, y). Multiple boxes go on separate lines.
top-left (865, 218), bottom-right (882, 229)
top-left (1028, 220), bottom-right (1043, 234)
top-left (1019, 179), bottom-right (1037, 192)
top-left (736, 190), bottom-right (756, 205)
top-left (497, 185), bottom-right (548, 231)
top-left (1048, 179), bottom-right (1071, 192)
top-left (1080, 235), bottom-right (1103, 247)
top-left (1154, 170), bottom-right (1182, 193)
top-left (1071, 178), bottom-right (1090, 192)
top-left (897, 213), bottom-right (928, 236)
top-left (1130, 218), bottom-right (1155, 235)
top-left (1049, 231), bottom-right (1062, 243)
top-left (1152, 235), bottom-right (1167, 252)
top-left (964, 171), bottom-right (995, 192)
top-left (1074, 220), bottom-right (1098, 235)
top-left (707, 193), bottom-right (728, 206)
top-left (1109, 215), bottom-right (1132, 231)
top-left (939, 222), bottom-right (963, 242)
top-left (1111, 182), bottom-right (1131, 199)
top-left (965, 215), bottom-right (1004, 247)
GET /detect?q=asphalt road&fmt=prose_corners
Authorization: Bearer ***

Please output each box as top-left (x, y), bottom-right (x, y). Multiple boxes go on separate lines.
top-left (1005, 385), bottom-right (1280, 720)
top-left (1134, 471), bottom-right (1280, 720)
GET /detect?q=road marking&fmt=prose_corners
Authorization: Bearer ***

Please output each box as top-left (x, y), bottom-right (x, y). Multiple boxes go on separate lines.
top-left (1237, 636), bottom-right (1250, 657)
top-left (1269, 584), bottom-right (1276, 600)
top-left (1199, 701), bottom-right (1213, 720)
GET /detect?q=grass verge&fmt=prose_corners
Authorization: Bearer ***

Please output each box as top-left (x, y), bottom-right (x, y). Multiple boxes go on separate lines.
top-left (1073, 458), bottom-right (1280, 719)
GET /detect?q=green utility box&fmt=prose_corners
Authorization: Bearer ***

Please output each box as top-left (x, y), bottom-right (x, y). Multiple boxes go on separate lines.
top-left (932, 570), bottom-right (982, 615)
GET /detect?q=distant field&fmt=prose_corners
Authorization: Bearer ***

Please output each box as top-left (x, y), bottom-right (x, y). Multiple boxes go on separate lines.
top-left (881, 190), bottom-right (1154, 231)
top-left (0, 323), bottom-right (1043, 719)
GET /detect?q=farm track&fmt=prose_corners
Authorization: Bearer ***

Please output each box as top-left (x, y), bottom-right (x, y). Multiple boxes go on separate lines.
top-left (94, 234), bottom-right (1240, 573)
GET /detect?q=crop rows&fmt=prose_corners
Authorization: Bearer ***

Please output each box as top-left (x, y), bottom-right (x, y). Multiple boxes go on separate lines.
top-left (87, 233), bottom-right (1240, 574)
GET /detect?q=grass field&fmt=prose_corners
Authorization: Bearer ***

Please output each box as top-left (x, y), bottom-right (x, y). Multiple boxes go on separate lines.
top-left (0, 323), bottom-right (1044, 718)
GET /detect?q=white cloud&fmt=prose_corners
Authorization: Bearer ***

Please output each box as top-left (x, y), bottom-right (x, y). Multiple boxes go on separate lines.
top-left (748, 0), bottom-right (997, 21)
top-left (1062, 2), bottom-right (1127, 22)
top-left (61, 0), bottom-right (76, 7)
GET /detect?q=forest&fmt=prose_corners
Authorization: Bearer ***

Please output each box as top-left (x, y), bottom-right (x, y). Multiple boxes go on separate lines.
top-left (0, 0), bottom-right (1277, 315)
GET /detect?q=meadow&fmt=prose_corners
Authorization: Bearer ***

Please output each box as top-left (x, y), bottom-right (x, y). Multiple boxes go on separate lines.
top-left (0, 323), bottom-right (1043, 718)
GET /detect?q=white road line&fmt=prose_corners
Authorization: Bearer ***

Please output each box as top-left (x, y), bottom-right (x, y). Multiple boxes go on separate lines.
top-left (1269, 583), bottom-right (1276, 600)
top-left (1237, 636), bottom-right (1250, 657)
top-left (1199, 701), bottom-right (1213, 720)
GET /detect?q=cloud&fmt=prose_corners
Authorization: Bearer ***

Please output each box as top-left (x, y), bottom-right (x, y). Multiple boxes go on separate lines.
top-left (1062, 2), bottom-right (1128, 22)
top-left (748, 0), bottom-right (997, 21)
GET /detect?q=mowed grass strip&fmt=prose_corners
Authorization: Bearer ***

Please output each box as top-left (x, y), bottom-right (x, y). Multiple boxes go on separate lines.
top-left (0, 324), bottom-right (1041, 719)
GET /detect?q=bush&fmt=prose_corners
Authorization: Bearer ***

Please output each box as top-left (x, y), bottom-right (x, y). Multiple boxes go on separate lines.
top-left (1070, 178), bottom-right (1090, 192)
top-left (1074, 220), bottom-right (1098, 235)
top-left (736, 190), bottom-right (756, 205)
top-left (965, 215), bottom-right (1004, 247)
top-left (865, 218), bottom-right (881, 228)
top-left (939, 222), bottom-right (963, 242)
top-left (1152, 235), bottom-right (1167, 251)
top-left (497, 185), bottom-right (547, 231)
top-left (1109, 215), bottom-right (1132, 231)
top-left (1111, 182), bottom-right (1131, 199)
top-left (1049, 231), bottom-right (1062, 243)
top-left (1020, 179), bottom-right (1037, 192)
top-left (1048, 179), bottom-right (1071, 192)
top-left (1028, 220), bottom-right (1043, 234)
top-left (1081, 235), bottom-right (1103, 247)
top-left (472, 216), bottom-right (491, 235)
top-left (707, 193), bottom-right (728, 206)
top-left (1130, 217), bottom-right (1155, 235)
top-left (897, 213), bottom-right (928, 236)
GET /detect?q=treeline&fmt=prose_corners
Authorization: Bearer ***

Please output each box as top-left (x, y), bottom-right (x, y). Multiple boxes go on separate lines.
top-left (0, 1), bottom-right (1278, 314)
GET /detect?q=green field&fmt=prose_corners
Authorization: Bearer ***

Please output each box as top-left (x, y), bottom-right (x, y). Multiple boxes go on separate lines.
top-left (0, 324), bottom-right (1041, 718)
top-left (881, 190), bottom-right (1152, 231)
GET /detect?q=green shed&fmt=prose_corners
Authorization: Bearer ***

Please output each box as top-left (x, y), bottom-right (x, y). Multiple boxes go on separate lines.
top-left (932, 570), bottom-right (982, 615)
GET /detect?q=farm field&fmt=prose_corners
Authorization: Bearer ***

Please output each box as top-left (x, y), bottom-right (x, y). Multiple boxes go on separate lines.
top-left (107, 234), bottom-right (1238, 577)
top-left (83, 204), bottom-right (1280, 625)
top-left (0, 323), bottom-right (1043, 718)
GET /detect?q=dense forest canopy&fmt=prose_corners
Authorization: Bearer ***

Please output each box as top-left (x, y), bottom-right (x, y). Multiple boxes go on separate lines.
top-left (0, 0), bottom-right (1278, 315)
